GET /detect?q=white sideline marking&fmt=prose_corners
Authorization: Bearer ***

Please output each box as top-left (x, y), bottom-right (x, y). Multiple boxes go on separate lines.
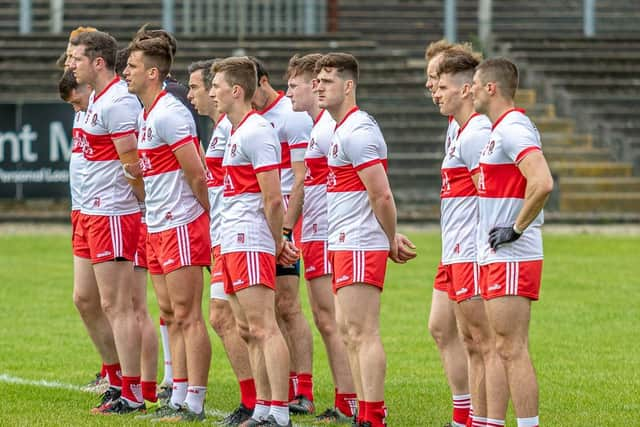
top-left (0, 373), bottom-right (83, 391)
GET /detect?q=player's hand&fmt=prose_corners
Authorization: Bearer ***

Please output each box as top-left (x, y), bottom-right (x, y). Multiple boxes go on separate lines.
top-left (388, 236), bottom-right (401, 263)
top-left (395, 233), bottom-right (417, 263)
top-left (123, 160), bottom-right (143, 179)
top-left (488, 224), bottom-right (522, 250)
top-left (277, 239), bottom-right (300, 266)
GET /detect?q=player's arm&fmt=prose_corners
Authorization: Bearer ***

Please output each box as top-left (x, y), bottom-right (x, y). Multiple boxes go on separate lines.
top-left (283, 160), bottom-right (306, 230)
top-left (113, 133), bottom-right (145, 201)
top-left (515, 150), bottom-right (553, 231)
top-left (488, 150), bottom-right (553, 249)
top-left (174, 142), bottom-right (210, 212)
top-left (257, 169), bottom-right (285, 257)
top-left (358, 163), bottom-right (398, 259)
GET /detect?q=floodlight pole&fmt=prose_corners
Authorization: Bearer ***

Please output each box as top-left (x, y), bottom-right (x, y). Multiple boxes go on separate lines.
top-left (163, 0), bottom-right (175, 33)
top-left (50, 0), bottom-right (64, 34)
top-left (584, 0), bottom-right (596, 37)
top-left (444, 0), bottom-right (457, 43)
top-left (20, 0), bottom-right (32, 34)
top-left (478, 0), bottom-right (493, 55)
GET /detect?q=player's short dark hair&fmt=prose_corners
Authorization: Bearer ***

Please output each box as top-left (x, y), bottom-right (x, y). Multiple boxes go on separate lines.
top-left (188, 59), bottom-right (217, 90)
top-left (70, 31), bottom-right (118, 70)
top-left (476, 57), bottom-right (519, 99)
top-left (313, 52), bottom-right (359, 84)
top-left (133, 24), bottom-right (178, 57)
top-left (58, 69), bottom-right (79, 101)
top-left (248, 56), bottom-right (269, 81)
top-left (437, 51), bottom-right (480, 83)
top-left (212, 57), bottom-right (257, 102)
top-left (286, 53), bottom-right (323, 80)
top-left (115, 47), bottom-right (130, 77)
top-left (128, 36), bottom-right (173, 80)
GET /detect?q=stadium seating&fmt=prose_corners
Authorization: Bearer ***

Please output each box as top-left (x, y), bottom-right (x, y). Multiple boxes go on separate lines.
top-left (1, 0), bottom-right (639, 218)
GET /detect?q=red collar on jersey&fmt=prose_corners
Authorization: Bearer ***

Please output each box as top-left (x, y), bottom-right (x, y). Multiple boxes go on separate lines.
top-left (492, 108), bottom-right (526, 130)
top-left (457, 112), bottom-right (481, 138)
top-left (93, 75), bottom-right (121, 103)
top-left (216, 113), bottom-right (226, 126)
top-left (334, 106), bottom-right (359, 130)
top-left (231, 110), bottom-right (257, 136)
top-left (313, 109), bottom-right (325, 126)
top-left (143, 90), bottom-right (168, 120)
top-left (257, 91), bottom-right (285, 115)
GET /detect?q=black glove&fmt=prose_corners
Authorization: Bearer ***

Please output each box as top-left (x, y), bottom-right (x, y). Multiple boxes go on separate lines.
top-left (488, 224), bottom-right (522, 250)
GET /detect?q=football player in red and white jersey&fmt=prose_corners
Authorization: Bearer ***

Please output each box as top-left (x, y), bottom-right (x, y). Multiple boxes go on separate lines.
top-left (471, 58), bottom-right (553, 427)
top-left (210, 57), bottom-right (299, 427)
top-left (187, 59), bottom-right (256, 425)
top-left (424, 40), bottom-right (472, 427)
top-left (315, 52), bottom-right (415, 427)
top-left (285, 53), bottom-right (358, 423)
top-left (68, 30), bottom-right (145, 414)
top-left (58, 68), bottom-right (117, 395)
top-left (434, 52), bottom-right (507, 427)
top-left (249, 57), bottom-right (316, 414)
top-left (123, 36), bottom-right (212, 421)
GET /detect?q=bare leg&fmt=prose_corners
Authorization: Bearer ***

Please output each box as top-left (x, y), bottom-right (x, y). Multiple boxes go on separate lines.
top-left (73, 255), bottom-right (118, 365)
top-left (209, 298), bottom-right (253, 381)
top-left (132, 268), bottom-right (158, 384)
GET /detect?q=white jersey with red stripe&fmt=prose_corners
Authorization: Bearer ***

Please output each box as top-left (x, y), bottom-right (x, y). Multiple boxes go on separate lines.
top-left (220, 111), bottom-right (281, 255)
top-left (327, 107), bottom-right (389, 251)
top-left (206, 114), bottom-right (232, 247)
top-left (477, 108), bottom-right (544, 265)
top-left (137, 91), bottom-right (203, 233)
top-left (80, 76), bottom-right (141, 215)
top-left (257, 92), bottom-right (312, 195)
top-left (302, 109), bottom-right (334, 243)
top-left (70, 110), bottom-right (86, 211)
top-left (440, 113), bottom-right (491, 264)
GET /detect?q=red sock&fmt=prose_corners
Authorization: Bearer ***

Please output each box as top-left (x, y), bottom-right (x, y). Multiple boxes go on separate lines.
top-left (466, 408), bottom-right (473, 427)
top-left (239, 378), bottom-right (256, 410)
top-left (104, 363), bottom-right (122, 387)
top-left (141, 381), bottom-right (157, 402)
top-left (335, 390), bottom-right (357, 417)
top-left (121, 376), bottom-right (142, 404)
top-left (358, 400), bottom-right (365, 424)
top-left (296, 373), bottom-right (314, 401)
top-left (288, 372), bottom-right (297, 401)
top-left (100, 363), bottom-right (107, 379)
top-left (453, 394), bottom-right (471, 425)
top-left (363, 401), bottom-right (387, 427)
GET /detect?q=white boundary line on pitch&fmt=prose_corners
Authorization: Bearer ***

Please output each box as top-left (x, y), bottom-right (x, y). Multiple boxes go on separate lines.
top-left (0, 373), bottom-right (84, 391)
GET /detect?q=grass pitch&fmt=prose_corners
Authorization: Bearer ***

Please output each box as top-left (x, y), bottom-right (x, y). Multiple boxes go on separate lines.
top-left (0, 227), bottom-right (638, 426)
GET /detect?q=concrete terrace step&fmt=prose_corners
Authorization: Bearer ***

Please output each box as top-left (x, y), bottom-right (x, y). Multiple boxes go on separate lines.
top-left (544, 146), bottom-right (612, 162)
top-left (559, 177), bottom-right (640, 193)
top-left (550, 161), bottom-right (633, 178)
top-left (560, 192), bottom-right (640, 213)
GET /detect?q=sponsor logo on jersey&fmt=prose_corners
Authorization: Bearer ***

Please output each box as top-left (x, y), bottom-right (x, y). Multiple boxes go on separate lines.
top-left (339, 232), bottom-right (346, 243)
top-left (237, 233), bottom-right (245, 244)
top-left (93, 197), bottom-right (101, 207)
top-left (327, 170), bottom-right (337, 188)
top-left (454, 243), bottom-right (460, 254)
top-left (165, 211), bottom-right (173, 220)
top-left (140, 152), bottom-right (152, 173)
top-left (312, 223), bottom-right (318, 234)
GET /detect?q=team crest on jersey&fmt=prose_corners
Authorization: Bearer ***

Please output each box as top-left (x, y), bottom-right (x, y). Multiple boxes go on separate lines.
top-left (270, 122), bottom-right (275, 128)
top-left (339, 232), bottom-right (346, 243)
top-left (309, 138), bottom-right (316, 149)
top-left (147, 127), bottom-right (153, 140)
top-left (91, 113), bottom-right (98, 126)
top-left (482, 140), bottom-right (496, 156)
top-left (230, 144), bottom-right (237, 157)
top-left (237, 233), bottom-right (245, 243)
top-left (331, 144), bottom-right (338, 158)
top-left (448, 139), bottom-right (457, 159)
top-left (312, 223), bottom-right (318, 234)
top-left (165, 211), bottom-right (173, 220)
top-left (93, 197), bottom-right (101, 207)
top-left (211, 137), bottom-right (218, 148)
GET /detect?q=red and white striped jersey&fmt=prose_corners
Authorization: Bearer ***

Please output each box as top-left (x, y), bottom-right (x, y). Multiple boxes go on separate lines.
top-left (327, 107), bottom-right (389, 251)
top-left (137, 91), bottom-right (203, 233)
top-left (477, 108), bottom-right (544, 265)
top-left (301, 109), bottom-right (334, 243)
top-left (440, 113), bottom-right (491, 264)
top-left (205, 114), bottom-right (232, 247)
top-left (70, 110), bottom-right (86, 211)
top-left (80, 77), bottom-right (141, 215)
top-left (220, 111), bottom-right (281, 255)
top-left (257, 92), bottom-right (312, 195)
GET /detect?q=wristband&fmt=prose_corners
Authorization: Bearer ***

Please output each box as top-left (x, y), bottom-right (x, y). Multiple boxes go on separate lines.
top-left (282, 227), bottom-right (293, 241)
top-left (513, 224), bottom-right (523, 235)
